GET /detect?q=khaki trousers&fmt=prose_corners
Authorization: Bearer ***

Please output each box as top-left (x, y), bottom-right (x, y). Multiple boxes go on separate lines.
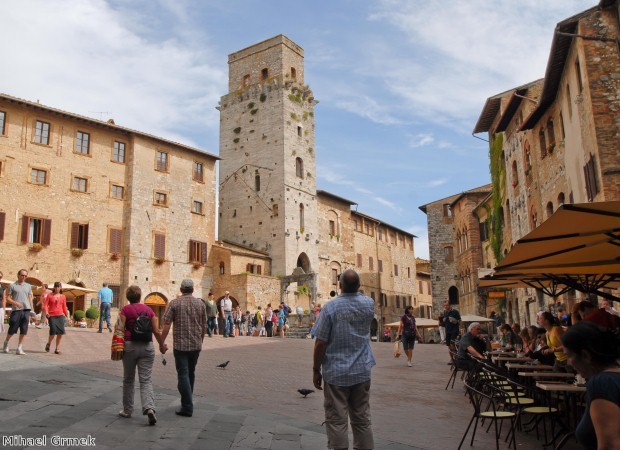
top-left (324, 380), bottom-right (374, 449)
top-left (122, 341), bottom-right (155, 415)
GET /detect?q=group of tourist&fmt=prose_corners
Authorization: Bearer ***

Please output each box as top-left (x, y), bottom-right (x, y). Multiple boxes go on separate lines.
top-left (452, 298), bottom-right (620, 449)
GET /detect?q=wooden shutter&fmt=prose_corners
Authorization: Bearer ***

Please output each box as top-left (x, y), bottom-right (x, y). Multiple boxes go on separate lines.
top-left (83, 224), bottom-right (89, 249)
top-left (189, 240), bottom-right (196, 262)
top-left (71, 223), bottom-right (79, 248)
top-left (42, 219), bottom-right (52, 246)
top-left (200, 242), bottom-right (207, 264)
top-left (21, 216), bottom-right (30, 243)
top-left (0, 211), bottom-right (5, 241)
top-left (154, 233), bottom-right (165, 258)
top-left (109, 228), bottom-right (122, 253)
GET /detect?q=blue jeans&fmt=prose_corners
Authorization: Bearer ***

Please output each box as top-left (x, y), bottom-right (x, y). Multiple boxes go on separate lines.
top-left (224, 312), bottom-right (234, 337)
top-left (207, 317), bottom-right (217, 337)
top-left (99, 303), bottom-right (111, 331)
top-left (173, 349), bottom-right (201, 414)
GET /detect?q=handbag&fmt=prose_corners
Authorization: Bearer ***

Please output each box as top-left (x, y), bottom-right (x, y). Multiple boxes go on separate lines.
top-left (393, 340), bottom-right (401, 358)
top-left (111, 316), bottom-right (125, 361)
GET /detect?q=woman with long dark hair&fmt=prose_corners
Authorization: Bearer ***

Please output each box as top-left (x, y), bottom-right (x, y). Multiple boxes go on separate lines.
top-left (561, 322), bottom-right (620, 449)
top-left (398, 305), bottom-right (422, 367)
top-left (43, 282), bottom-right (70, 354)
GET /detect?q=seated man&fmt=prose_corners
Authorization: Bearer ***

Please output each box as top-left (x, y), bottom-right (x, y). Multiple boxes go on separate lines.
top-left (577, 300), bottom-right (619, 331)
top-left (500, 324), bottom-right (522, 349)
top-left (456, 322), bottom-right (486, 371)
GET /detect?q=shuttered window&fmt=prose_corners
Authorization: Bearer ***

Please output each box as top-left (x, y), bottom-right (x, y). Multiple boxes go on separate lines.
top-left (0, 211), bottom-right (5, 241)
top-left (154, 233), bottom-right (166, 259)
top-left (109, 228), bottom-right (122, 254)
top-left (21, 216), bottom-right (51, 245)
top-left (188, 240), bottom-right (207, 264)
top-left (70, 223), bottom-right (89, 249)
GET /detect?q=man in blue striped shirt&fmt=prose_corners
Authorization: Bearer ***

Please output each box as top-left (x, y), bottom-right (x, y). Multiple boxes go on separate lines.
top-left (313, 269), bottom-right (375, 450)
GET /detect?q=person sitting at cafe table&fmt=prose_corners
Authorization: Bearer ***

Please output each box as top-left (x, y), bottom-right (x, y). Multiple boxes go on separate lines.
top-left (539, 312), bottom-right (572, 372)
top-left (456, 322), bottom-right (486, 371)
top-left (577, 300), bottom-right (620, 331)
top-left (561, 322), bottom-right (620, 450)
top-left (499, 324), bottom-right (522, 349)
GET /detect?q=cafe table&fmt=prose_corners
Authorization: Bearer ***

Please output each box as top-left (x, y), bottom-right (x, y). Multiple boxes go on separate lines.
top-left (518, 372), bottom-right (576, 379)
top-left (536, 381), bottom-right (586, 450)
top-left (506, 363), bottom-right (554, 371)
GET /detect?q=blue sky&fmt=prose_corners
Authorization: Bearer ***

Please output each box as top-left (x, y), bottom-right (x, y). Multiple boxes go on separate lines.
top-left (1, 0), bottom-right (594, 258)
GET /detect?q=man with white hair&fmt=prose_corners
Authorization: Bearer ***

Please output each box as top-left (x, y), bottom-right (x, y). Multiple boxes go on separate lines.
top-left (456, 322), bottom-right (486, 371)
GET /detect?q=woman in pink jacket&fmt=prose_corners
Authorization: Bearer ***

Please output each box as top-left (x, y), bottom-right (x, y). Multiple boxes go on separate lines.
top-left (43, 282), bottom-right (70, 354)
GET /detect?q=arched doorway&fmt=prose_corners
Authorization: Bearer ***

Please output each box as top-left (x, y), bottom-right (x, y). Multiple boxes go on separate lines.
top-left (448, 286), bottom-right (459, 305)
top-left (296, 252), bottom-right (311, 273)
top-left (144, 292), bottom-right (168, 324)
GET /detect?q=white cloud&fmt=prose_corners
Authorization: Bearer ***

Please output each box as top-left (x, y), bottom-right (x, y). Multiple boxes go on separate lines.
top-left (409, 133), bottom-right (434, 148)
top-left (427, 178), bottom-right (448, 188)
top-left (0, 0), bottom-right (226, 148)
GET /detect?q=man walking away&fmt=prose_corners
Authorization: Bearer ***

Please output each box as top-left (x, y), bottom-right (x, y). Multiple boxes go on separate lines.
top-left (98, 283), bottom-right (114, 333)
top-left (161, 279), bottom-right (207, 417)
top-left (313, 269), bottom-right (375, 450)
top-left (3, 269), bottom-right (34, 355)
top-left (441, 300), bottom-right (461, 353)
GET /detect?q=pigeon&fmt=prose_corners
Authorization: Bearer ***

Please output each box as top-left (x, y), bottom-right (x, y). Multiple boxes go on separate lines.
top-left (216, 361), bottom-right (230, 369)
top-left (298, 389), bottom-right (314, 398)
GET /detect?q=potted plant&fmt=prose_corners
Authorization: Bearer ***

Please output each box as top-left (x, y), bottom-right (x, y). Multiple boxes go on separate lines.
top-left (85, 306), bottom-right (99, 328)
top-left (29, 243), bottom-right (43, 253)
top-left (71, 248), bottom-right (83, 257)
top-left (73, 310), bottom-right (86, 327)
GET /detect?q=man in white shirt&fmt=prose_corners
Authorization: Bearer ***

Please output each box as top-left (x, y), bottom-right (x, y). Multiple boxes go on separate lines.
top-left (220, 291), bottom-right (234, 338)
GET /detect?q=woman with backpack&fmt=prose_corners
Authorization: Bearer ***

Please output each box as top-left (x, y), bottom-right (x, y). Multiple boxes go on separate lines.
top-left (118, 285), bottom-right (166, 426)
top-left (397, 306), bottom-right (422, 367)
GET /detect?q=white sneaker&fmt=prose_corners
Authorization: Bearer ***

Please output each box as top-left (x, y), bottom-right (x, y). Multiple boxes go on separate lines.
top-left (2, 341), bottom-right (9, 353)
top-left (16, 346), bottom-right (25, 355)
top-left (407, 361), bottom-right (412, 367)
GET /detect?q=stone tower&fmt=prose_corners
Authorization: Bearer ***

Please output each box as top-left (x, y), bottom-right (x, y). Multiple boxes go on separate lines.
top-left (218, 35), bottom-right (319, 280)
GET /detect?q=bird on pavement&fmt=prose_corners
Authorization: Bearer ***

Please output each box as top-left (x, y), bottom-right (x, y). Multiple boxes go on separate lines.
top-left (298, 389), bottom-right (314, 398)
top-left (216, 361), bottom-right (230, 369)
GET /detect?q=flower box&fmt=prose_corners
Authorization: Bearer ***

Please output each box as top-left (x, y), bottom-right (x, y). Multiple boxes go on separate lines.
top-left (29, 243), bottom-right (43, 253)
top-left (71, 248), bottom-right (84, 257)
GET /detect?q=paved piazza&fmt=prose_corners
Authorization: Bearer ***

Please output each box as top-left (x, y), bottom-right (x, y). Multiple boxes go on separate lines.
top-left (0, 328), bottom-right (579, 449)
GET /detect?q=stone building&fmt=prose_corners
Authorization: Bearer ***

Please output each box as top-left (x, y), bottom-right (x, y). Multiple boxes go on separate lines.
top-left (472, 0), bottom-right (620, 325)
top-left (0, 93), bottom-right (218, 322)
top-left (419, 185), bottom-right (491, 318)
top-left (414, 258), bottom-right (433, 319)
top-left (216, 35), bottom-right (419, 332)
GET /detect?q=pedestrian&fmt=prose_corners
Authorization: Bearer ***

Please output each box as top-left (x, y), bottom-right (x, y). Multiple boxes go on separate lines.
top-left (98, 283), bottom-right (114, 333)
top-left (296, 305), bottom-right (304, 327)
top-left (118, 285), bottom-right (167, 425)
top-left (313, 269), bottom-right (375, 450)
top-left (42, 282), bottom-right (70, 354)
top-left (277, 307), bottom-right (286, 338)
top-left (244, 310), bottom-right (252, 336)
top-left (397, 306), bottom-right (422, 367)
top-left (35, 284), bottom-right (51, 328)
top-left (0, 270), bottom-right (6, 334)
top-left (233, 306), bottom-right (242, 336)
top-left (160, 279), bottom-right (207, 417)
top-left (440, 300), bottom-right (461, 353)
top-left (3, 269), bottom-right (34, 355)
top-left (264, 303), bottom-right (273, 337)
top-left (220, 291), bottom-right (234, 338)
top-left (204, 292), bottom-right (218, 337)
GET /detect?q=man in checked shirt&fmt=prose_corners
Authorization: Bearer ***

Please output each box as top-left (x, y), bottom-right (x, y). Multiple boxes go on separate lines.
top-left (161, 279), bottom-right (207, 417)
top-left (312, 269), bottom-right (376, 450)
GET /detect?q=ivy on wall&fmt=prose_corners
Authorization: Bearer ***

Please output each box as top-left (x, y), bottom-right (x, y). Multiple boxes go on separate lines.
top-left (489, 132), bottom-right (505, 263)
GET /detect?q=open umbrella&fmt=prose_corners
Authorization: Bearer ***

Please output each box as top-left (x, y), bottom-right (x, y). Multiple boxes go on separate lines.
top-left (386, 318), bottom-right (439, 329)
top-left (491, 201), bottom-right (620, 301)
top-left (460, 314), bottom-right (495, 323)
top-left (35, 282), bottom-right (97, 298)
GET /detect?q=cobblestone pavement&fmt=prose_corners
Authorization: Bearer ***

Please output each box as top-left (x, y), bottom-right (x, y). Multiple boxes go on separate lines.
top-left (0, 327), bottom-right (580, 449)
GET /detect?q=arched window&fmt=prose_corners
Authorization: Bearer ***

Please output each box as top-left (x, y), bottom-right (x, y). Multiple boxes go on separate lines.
top-left (547, 118), bottom-right (556, 149)
top-left (456, 231), bottom-right (462, 254)
top-left (557, 192), bottom-right (565, 207)
top-left (255, 170), bottom-right (260, 191)
top-left (299, 203), bottom-right (305, 231)
top-left (291, 67), bottom-right (296, 79)
top-left (511, 160), bottom-right (518, 187)
top-left (261, 68), bottom-right (269, 80)
top-left (523, 140), bottom-right (531, 173)
top-left (464, 228), bottom-right (469, 250)
top-left (546, 201), bottom-right (554, 218)
top-left (539, 128), bottom-right (547, 158)
top-left (296, 157), bottom-right (304, 178)
top-left (219, 262), bottom-right (225, 275)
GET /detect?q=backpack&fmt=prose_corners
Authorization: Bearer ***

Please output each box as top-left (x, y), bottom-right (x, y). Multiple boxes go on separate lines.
top-left (251, 312), bottom-right (259, 327)
top-left (241, 314), bottom-right (246, 324)
top-left (285, 304), bottom-right (292, 315)
top-left (130, 305), bottom-right (153, 342)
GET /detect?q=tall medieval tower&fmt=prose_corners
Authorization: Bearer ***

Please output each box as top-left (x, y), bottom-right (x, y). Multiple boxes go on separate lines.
top-left (218, 35), bottom-right (319, 279)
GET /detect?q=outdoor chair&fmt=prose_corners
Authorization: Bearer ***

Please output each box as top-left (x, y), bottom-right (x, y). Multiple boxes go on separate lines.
top-left (446, 351), bottom-right (469, 390)
top-left (458, 381), bottom-right (518, 450)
